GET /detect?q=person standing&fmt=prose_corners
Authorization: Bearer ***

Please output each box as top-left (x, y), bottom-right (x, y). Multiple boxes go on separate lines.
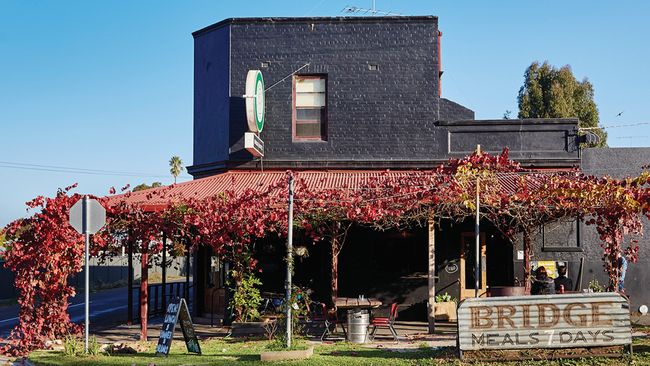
top-left (531, 266), bottom-right (555, 295)
top-left (617, 252), bottom-right (628, 293)
top-left (554, 264), bottom-right (573, 293)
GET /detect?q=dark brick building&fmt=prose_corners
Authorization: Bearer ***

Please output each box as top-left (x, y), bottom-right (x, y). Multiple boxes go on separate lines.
top-left (188, 16), bottom-right (648, 321)
top-left (189, 16), bottom-right (578, 176)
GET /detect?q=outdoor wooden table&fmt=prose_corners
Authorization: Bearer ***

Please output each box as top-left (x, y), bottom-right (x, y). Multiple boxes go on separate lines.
top-left (333, 298), bottom-right (383, 343)
top-left (334, 297), bottom-right (382, 309)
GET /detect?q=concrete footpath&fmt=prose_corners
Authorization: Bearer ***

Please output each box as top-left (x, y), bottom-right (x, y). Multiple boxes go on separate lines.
top-left (89, 318), bottom-right (457, 347)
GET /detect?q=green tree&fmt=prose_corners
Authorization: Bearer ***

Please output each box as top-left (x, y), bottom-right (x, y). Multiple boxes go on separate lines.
top-left (132, 182), bottom-right (162, 192)
top-left (169, 156), bottom-right (184, 184)
top-left (518, 61), bottom-right (607, 147)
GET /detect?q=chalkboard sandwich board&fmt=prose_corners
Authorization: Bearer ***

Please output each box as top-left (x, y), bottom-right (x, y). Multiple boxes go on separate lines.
top-left (155, 297), bottom-right (201, 356)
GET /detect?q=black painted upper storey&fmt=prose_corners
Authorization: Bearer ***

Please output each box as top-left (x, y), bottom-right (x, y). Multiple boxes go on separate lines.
top-left (188, 16), bottom-right (579, 177)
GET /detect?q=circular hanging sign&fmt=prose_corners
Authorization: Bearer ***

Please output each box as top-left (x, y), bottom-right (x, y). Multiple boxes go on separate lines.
top-left (445, 263), bottom-right (459, 274)
top-left (245, 70), bottom-right (265, 133)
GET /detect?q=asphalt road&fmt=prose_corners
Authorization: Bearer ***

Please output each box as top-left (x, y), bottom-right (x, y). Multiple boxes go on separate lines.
top-left (0, 283), bottom-right (191, 338)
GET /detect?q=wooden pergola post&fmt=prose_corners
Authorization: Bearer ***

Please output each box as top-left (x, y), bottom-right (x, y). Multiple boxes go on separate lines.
top-left (185, 239), bottom-right (190, 301)
top-left (331, 237), bottom-right (338, 301)
top-left (427, 217), bottom-right (436, 334)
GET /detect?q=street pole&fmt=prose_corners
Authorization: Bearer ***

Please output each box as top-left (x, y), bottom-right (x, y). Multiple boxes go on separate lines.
top-left (475, 176), bottom-right (480, 298)
top-left (83, 196), bottom-right (90, 353)
top-left (474, 145), bottom-right (481, 299)
top-left (285, 175), bottom-right (294, 348)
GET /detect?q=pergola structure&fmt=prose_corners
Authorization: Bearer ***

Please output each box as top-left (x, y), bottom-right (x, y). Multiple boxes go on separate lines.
top-left (102, 149), bottom-right (650, 333)
top-left (2, 149), bottom-right (649, 356)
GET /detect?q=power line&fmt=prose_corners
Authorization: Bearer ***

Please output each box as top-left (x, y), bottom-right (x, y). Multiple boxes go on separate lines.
top-left (0, 161), bottom-right (183, 179)
top-left (0, 164), bottom-right (168, 178)
top-left (580, 122), bottom-right (650, 130)
top-left (0, 161), bottom-right (167, 176)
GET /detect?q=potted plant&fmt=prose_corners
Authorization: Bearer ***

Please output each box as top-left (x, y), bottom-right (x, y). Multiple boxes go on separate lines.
top-left (433, 292), bottom-right (458, 322)
top-left (230, 273), bottom-right (269, 337)
top-left (259, 287), bottom-right (314, 362)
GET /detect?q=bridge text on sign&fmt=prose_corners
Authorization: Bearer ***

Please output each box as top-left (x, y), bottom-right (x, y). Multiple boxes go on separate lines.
top-left (457, 293), bottom-right (631, 352)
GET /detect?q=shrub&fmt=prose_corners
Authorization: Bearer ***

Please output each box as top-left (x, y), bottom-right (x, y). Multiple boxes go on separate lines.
top-left (88, 336), bottom-right (101, 356)
top-left (63, 335), bottom-right (83, 357)
top-left (435, 292), bottom-right (457, 303)
top-left (230, 273), bottom-right (262, 322)
top-left (588, 279), bottom-right (605, 293)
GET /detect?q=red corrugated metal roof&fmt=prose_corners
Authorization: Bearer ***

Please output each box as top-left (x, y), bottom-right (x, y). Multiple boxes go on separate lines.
top-left (105, 170), bottom-right (424, 210)
top-left (104, 169), bottom-right (562, 211)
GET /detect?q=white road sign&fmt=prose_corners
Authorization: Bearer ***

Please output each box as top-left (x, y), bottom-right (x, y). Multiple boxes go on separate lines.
top-left (69, 197), bottom-right (106, 234)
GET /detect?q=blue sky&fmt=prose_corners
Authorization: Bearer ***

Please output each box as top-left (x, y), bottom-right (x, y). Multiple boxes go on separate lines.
top-left (1, 0), bottom-right (649, 226)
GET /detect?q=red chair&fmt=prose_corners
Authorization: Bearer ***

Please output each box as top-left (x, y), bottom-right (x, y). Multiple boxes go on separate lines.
top-left (368, 303), bottom-right (399, 342)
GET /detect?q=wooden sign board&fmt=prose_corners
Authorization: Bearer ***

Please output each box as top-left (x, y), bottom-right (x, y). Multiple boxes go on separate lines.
top-left (457, 292), bottom-right (631, 356)
top-left (155, 298), bottom-right (201, 356)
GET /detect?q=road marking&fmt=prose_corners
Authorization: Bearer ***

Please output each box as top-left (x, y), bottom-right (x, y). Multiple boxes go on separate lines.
top-left (0, 301), bottom-right (119, 323)
top-left (70, 305), bottom-right (127, 322)
top-left (0, 317), bottom-right (18, 324)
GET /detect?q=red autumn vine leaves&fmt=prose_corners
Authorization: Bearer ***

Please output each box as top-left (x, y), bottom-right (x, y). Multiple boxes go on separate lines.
top-left (2, 149), bottom-right (650, 356)
top-left (0, 185), bottom-right (85, 356)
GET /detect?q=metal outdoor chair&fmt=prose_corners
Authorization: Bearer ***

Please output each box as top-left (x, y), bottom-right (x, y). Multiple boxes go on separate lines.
top-left (310, 302), bottom-right (345, 341)
top-left (260, 292), bottom-right (284, 315)
top-left (368, 302), bottom-right (399, 342)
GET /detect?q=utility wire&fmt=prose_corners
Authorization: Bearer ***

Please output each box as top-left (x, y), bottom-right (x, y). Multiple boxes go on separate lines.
top-left (0, 164), bottom-right (168, 178)
top-left (0, 161), bottom-right (169, 176)
top-left (579, 122), bottom-right (650, 130)
top-left (0, 162), bottom-right (177, 179)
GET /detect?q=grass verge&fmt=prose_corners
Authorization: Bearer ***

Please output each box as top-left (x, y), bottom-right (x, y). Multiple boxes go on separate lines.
top-left (28, 337), bottom-right (650, 366)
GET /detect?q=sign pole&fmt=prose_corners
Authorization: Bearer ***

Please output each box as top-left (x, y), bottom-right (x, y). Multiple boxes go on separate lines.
top-left (83, 196), bottom-right (90, 353)
top-left (68, 195), bottom-right (105, 354)
top-left (475, 176), bottom-right (480, 298)
top-left (285, 175), bottom-right (294, 348)
top-left (475, 145), bottom-right (481, 298)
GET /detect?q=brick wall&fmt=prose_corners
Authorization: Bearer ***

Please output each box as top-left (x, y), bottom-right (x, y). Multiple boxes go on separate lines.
top-left (527, 147), bottom-right (650, 310)
top-left (227, 17), bottom-right (448, 163)
top-left (190, 17), bottom-right (577, 174)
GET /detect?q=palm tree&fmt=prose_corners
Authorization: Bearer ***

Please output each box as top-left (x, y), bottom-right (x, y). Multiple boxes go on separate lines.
top-left (169, 156), bottom-right (184, 184)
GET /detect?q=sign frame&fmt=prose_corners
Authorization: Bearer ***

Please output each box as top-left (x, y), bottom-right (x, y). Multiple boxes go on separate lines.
top-left (244, 132), bottom-right (265, 157)
top-left (155, 297), bottom-right (201, 356)
top-left (69, 197), bottom-right (106, 235)
top-left (456, 292), bottom-right (632, 359)
top-left (245, 70), bottom-right (265, 133)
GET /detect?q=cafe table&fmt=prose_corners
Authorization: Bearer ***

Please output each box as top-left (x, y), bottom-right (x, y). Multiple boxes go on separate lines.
top-left (334, 297), bottom-right (383, 310)
top-left (333, 297), bottom-right (383, 343)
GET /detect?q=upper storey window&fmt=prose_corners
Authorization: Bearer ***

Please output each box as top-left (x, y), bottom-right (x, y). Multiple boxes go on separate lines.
top-left (293, 75), bottom-right (327, 141)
